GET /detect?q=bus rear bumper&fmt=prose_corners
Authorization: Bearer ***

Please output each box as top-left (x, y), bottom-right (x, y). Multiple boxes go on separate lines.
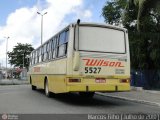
top-left (67, 84), bottom-right (130, 92)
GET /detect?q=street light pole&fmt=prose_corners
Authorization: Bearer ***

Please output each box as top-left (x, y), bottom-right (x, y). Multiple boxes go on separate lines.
top-left (22, 54), bottom-right (24, 69)
top-left (23, 52), bottom-right (25, 68)
top-left (4, 36), bottom-right (9, 79)
top-left (37, 11), bottom-right (47, 45)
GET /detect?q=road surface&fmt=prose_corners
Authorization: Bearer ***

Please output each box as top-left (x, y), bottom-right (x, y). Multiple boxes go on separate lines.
top-left (0, 85), bottom-right (159, 120)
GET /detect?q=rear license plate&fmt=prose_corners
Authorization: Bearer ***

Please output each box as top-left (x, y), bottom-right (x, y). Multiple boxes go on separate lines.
top-left (95, 78), bottom-right (106, 83)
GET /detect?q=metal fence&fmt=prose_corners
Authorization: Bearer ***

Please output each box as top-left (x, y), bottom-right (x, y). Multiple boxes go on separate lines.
top-left (131, 69), bottom-right (160, 89)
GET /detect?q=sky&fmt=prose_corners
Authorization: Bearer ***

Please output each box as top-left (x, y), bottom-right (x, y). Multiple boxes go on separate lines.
top-left (0, 0), bottom-right (106, 67)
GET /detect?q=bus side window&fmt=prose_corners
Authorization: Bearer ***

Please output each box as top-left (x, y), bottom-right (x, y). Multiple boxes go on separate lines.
top-left (57, 30), bottom-right (69, 57)
top-left (43, 44), bottom-right (46, 61)
top-left (34, 51), bottom-right (36, 64)
top-left (33, 52), bottom-right (35, 64)
top-left (30, 54), bottom-right (32, 66)
top-left (31, 53), bottom-right (34, 65)
top-left (38, 48), bottom-right (42, 63)
top-left (65, 30), bottom-right (69, 54)
top-left (37, 49), bottom-right (39, 63)
top-left (35, 50), bottom-right (37, 64)
top-left (55, 36), bottom-right (58, 58)
top-left (52, 37), bottom-right (57, 59)
top-left (48, 40), bottom-right (52, 60)
top-left (46, 42), bottom-right (49, 60)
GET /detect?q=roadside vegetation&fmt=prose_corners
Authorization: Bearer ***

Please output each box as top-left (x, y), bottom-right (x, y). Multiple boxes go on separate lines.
top-left (102, 0), bottom-right (160, 89)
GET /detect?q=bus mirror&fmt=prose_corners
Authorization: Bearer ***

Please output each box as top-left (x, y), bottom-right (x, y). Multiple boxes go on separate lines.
top-left (77, 19), bottom-right (80, 24)
top-left (73, 51), bottom-right (80, 71)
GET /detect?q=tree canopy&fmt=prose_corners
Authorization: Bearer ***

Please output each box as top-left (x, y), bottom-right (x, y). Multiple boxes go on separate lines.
top-left (102, 0), bottom-right (160, 70)
top-left (8, 43), bottom-right (34, 68)
top-left (129, 0), bottom-right (160, 32)
top-left (102, 0), bottom-right (160, 88)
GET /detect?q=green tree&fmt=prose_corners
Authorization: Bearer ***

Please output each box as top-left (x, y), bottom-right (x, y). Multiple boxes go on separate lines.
top-left (129, 0), bottom-right (160, 32)
top-left (102, 0), bottom-right (160, 88)
top-left (102, 0), bottom-right (127, 25)
top-left (8, 43), bottom-right (34, 68)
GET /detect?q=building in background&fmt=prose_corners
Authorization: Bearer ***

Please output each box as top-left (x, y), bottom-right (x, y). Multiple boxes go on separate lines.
top-left (20, 68), bottom-right (27, 80)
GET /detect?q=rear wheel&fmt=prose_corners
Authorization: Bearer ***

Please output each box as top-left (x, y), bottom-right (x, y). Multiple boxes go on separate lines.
top-left (45, 79), bottom-right (52, 97)
top-left (79, 92), bottom-right (95, 98)
top-left (31, 85), bottom-right (37, 90)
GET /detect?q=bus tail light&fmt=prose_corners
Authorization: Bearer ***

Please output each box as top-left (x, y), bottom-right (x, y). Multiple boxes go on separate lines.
top-left (69, 79), bottom-right (81, 82)
top-left (120, 79), bottom-right (130, 83)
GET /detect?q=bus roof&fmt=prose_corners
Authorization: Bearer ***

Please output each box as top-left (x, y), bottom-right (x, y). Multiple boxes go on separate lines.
top-left (71, 22), bottom-right (127, 31)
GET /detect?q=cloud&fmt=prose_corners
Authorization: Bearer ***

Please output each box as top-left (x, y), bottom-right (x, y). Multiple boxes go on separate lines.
top-left (0, 0), bottom-right (93, 67)
top-left (83, 10), bottom-right (92, 18)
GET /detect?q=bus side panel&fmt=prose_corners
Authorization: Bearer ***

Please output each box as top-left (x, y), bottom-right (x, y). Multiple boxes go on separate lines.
top-left (46, 59), bottom-right (67, 93)
top-left (29, 63), bottom-right (46, 89)
top-left (48, 75), bottom-right (67, 93)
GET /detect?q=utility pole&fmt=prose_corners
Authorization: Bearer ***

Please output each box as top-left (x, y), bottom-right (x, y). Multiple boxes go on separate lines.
top-left (37, 11), bottom-right (47, 45)
top-left (4, 36), bottom-right (10, 79)
top-left (23, 54), bottom-right (24, 68)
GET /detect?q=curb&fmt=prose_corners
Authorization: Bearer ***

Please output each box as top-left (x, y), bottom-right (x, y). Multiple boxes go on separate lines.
top-left (131, 86), bottom-right (143, 91)
top-left (144, 90), bottom-right (160, 95)
top-left (97, 92), bottom-right (160, 107)
top-left (0, 83), bottom-right (29, 85)
top-left (0, 80), bottom-right (29, 85)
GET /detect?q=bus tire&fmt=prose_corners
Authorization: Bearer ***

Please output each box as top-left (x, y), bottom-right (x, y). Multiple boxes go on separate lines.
top-left (31, 85), bottom-right (37, 90)
top-left (44, 79), bottom-right (52, 98)
top-left (79, 92), bottom-right (95, 98)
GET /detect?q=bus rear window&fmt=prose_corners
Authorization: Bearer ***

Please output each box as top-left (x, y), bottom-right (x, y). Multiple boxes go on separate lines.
top-left (78, 26), bottom-right (126, 53)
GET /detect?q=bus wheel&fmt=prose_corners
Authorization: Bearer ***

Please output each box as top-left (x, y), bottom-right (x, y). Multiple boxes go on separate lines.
top-left (44, 80), bottom-right (52, 97)
top-left (31, 85), bottom-right (37, 90)
top-left (79, 92), bottom-right (95, 98)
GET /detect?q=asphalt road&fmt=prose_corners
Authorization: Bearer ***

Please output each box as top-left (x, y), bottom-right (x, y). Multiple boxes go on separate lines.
top-left (0, 85), bottom-right (159, 120)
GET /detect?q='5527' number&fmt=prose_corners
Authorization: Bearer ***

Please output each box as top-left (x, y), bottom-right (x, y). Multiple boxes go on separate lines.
top-left (85, 67), bottom-right (101, 74)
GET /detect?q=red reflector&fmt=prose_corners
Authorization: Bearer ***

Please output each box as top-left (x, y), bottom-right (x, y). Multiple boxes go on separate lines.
top-left (120, 79), bottom-right (129, 83)
top-left (95, 78), bottom-right (106, 83)
top-left (69, 79), bottom-right (81, 82)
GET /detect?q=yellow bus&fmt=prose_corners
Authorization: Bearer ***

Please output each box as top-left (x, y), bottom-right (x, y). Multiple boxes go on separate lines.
top-left (28, 20), bottom-right (130, 98)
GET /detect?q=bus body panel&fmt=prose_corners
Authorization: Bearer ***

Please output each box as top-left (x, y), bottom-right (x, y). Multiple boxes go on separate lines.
top-left (67, 24), bottom-right (130, 92)
top-left (29, 57), bottom-right (68, 93)
top-left (29, 63), bottom-right (46, 88)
